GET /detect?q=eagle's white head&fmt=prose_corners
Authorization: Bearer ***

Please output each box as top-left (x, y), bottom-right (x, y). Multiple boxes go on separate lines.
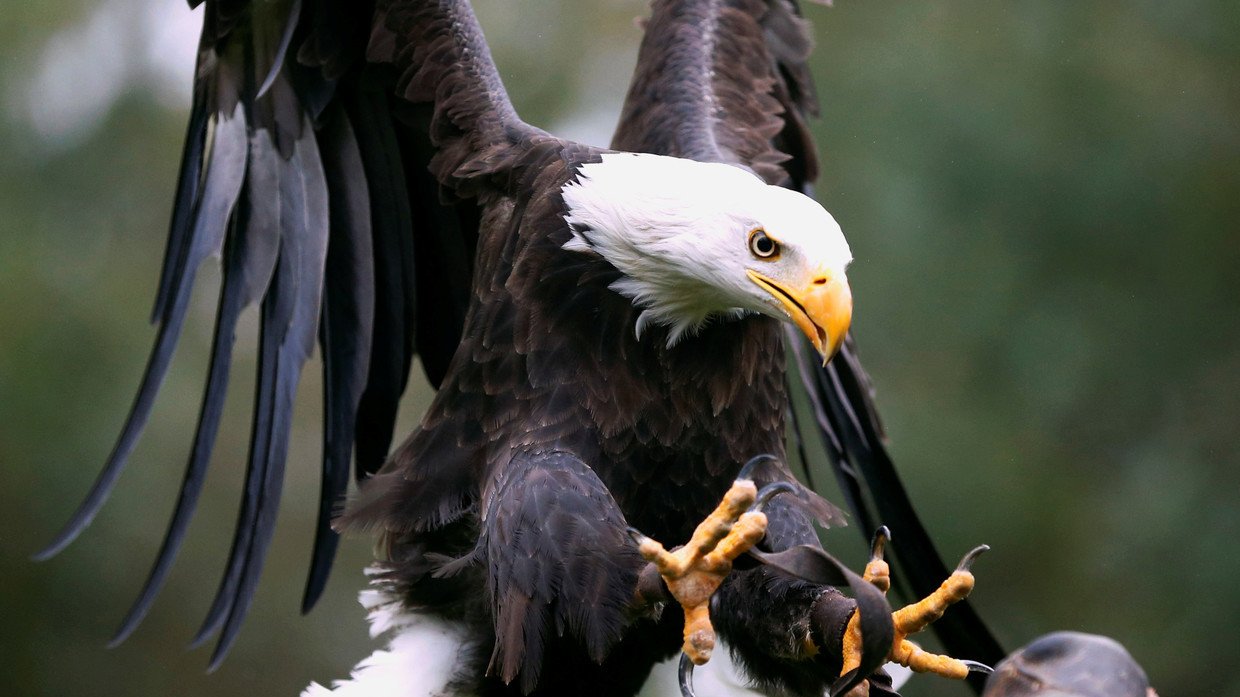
top-left (561, 152), bottom-right (853, 362)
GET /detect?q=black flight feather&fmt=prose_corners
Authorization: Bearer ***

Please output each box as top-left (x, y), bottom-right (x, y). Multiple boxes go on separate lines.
top-left (255, 0), bottom-right (303, 100)
top-left (349, 85), bottom-right (417, 481)
top-left (201, 124), bottom-right (330, 667)
top-left (151, 98), bottom-right (210, 324)
top-left (36, 0), bottom-right (474, 654)
top-left (191, 224), bottom-right (289, 651)
top-left (34, 106), bottom-right (248, 562)
top-left (109, 130), bottom-right (283, 647)
top-left (787, 330), bottom-right (876, 536)
top-left (304, 102), bottom-right (375, 613)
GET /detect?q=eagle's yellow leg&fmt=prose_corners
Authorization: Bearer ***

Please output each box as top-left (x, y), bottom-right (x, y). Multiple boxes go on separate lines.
top-left (631, 478), bottom-right (769, 665)
top-left (841, 530), bottom-right (986, 682)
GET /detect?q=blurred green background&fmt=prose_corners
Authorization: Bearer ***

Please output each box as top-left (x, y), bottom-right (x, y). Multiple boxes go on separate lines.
top-left (3, 0), bottom-right (1238, 695)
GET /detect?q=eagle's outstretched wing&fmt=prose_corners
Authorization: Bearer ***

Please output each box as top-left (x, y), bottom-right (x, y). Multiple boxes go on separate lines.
top-left (35, 0), bottom-right (550, 668)
top-left (612, 0), bottom-right (1005, 685)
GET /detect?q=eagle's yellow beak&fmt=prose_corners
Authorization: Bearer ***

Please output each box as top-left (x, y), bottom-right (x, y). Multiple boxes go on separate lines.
top-left (746, 269), bottom-right (852, 364)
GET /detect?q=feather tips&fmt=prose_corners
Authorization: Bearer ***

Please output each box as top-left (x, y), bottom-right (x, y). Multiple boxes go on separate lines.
top-left (108, 129), bottom-right (281, 648)
top-left (34, 103), bottom-right (248, 563)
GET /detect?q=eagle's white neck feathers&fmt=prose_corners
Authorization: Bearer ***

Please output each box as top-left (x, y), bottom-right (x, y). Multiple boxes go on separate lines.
top-left (560, 152), bottom-right (850, 345)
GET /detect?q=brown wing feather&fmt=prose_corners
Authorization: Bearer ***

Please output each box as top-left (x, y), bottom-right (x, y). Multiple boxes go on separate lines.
top-left (372, 0), bottom-right (549, 196)
top-left (612, 0), bottom-right (821, 186)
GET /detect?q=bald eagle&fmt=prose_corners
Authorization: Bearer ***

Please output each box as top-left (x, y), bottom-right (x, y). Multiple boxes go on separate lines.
top-left (37, 0), bottom-right (1002, 695)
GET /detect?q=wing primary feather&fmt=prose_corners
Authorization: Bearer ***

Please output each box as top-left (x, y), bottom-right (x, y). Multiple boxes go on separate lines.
top-left (348, 88), bottom-right (415, 480)
top-left (34, 106), bottom-right (248, 562)
top-left (303, 104), bottom-right (375, 613)
top-left (109, 130), bottom-right (282, 646)
top-left (303, 317), bottom-right (346, 613)
top-left (192, 139), bottom-right (302, 650)
top-left (111, 228), bottom-right (246, 647)
top-left (255, 0), bottom-right (304, 99)
top-left (815, 353), bottom-right (882, 536)
top-left (823, 353), bottom-right (872, 452)
top-left (193, 284), bottom-right (284, 653)
top-left (47, 0), bottom-right (383, 660)
top-left (205, 123), bottom-right (330, 668)
top-left (151, 97), bottom-right (209, 324)
top-left (784, 373), bottom-right (817, 494)
top-left (208, 322), bottom-right (292, 670)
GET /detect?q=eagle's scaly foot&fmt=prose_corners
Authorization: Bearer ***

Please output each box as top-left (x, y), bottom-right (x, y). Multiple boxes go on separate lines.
top-left (841, 528), bottom-right (992, 683)
top-left (628, 464), bottom-right (789, 666)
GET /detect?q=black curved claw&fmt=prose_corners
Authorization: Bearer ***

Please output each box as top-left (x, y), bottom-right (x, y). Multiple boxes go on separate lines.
top-left (956, 544), bottom-right (990, 572)
top-left (962, 659), bottom-right (993, 675)
top-left (626, 526), bottom-right (649, 546)
top-left (753, 481), bottom-right (796, 511)
top-left (678, 652), bottom-right (696, 697)
top-left (736, 453), bottom-right (779, 483)
top-left (870, 525), bottom-right (891, 560)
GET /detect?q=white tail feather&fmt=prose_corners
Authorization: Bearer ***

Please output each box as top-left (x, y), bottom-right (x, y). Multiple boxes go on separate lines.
top-left (302, 587), bottom-right (471, 697)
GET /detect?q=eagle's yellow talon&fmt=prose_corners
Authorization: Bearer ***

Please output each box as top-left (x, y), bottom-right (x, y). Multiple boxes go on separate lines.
top-left (841, 532), bottom-right (987, 683)
top-left (632, 477), bottom-right (769, 665)
top-left (892, 639), bottom-right (970, 679)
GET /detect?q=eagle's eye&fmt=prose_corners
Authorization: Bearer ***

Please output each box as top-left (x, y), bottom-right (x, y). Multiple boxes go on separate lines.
top-left (748, 229), bottom-right (780, 260)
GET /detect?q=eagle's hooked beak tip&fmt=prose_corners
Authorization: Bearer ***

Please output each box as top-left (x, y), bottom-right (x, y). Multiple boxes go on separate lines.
top-left (746, 269), bottom-right (852, 365)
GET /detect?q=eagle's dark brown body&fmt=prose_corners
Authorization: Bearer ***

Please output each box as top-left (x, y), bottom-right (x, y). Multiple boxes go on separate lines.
top-left (320, 8), bottom-right (843, 691)
top-left (340, 131), bottom-right (825, 693)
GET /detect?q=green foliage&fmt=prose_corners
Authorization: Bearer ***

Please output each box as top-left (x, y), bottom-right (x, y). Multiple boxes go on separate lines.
top-left (2, 1), bottom-right (1236, 695)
